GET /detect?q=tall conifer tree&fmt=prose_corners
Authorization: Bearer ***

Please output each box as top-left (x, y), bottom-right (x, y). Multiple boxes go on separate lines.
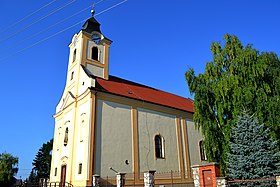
top-left (228, 113), bottom-right (279, 186)
top-left (29, 139), bottom-right (53, 182)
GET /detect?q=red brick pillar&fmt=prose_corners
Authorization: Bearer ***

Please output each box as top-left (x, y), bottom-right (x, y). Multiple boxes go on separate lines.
top-left (198, 163), bottom-right (220, 187)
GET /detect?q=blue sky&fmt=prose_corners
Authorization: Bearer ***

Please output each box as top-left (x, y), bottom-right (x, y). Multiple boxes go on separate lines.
top-left (0, 0), bottom-right (279, 179)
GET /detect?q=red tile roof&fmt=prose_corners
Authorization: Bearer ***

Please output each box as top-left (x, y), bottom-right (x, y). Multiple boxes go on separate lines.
top-left (94, 76), bottom-right (194, 113)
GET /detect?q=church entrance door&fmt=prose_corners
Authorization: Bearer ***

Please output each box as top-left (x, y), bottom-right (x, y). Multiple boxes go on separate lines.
top-left (60, 165), bottom-right (67, 187)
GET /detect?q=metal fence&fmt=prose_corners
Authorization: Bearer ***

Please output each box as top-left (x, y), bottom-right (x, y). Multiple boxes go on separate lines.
top-left (99, 170), bottom-right (194, 187)
top-left (23, 176), bottom-right (278, 187)
top-left (22, 182), bottom-right (74, 187)
top-left (227, 177), bottom-right (277, 187)
top-left (22, 171), bottom-right (194, 187)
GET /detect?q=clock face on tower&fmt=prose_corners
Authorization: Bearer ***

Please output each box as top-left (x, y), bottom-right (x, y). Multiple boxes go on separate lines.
top-left (92, 33), bottom-right (102, 44)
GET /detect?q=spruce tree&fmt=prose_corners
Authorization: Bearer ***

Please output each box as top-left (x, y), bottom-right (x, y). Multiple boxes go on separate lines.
top-left (29, 139), bottom-right (53, 182)
top-left (228, 113), bottom-right (279, 186)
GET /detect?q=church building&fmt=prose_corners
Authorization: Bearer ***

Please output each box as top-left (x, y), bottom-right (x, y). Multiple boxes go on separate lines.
top-left (49, 11), bottom-right (206, 187)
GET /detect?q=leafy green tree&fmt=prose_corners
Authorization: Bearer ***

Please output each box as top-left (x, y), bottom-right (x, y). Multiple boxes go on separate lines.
top-left (228, 112), bottom-right (279, 186)
top-left (29, 139), bottom-right (53, 182)
top-left (0, 153), bottom-right (18, 186)
top-left (185, 34), bottom-right (280, 175)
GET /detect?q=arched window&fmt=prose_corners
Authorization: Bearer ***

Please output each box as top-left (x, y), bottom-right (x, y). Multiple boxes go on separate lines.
top-left (199, 140), bottom-right (207, 161)
top-left (64, 127), bottom-right (69, 146)
top-left (73, 49), bottom-right (76, 62)
top-left (91, 47), bottom-right (99, 61)
top-left (155, 134), bottom-right (164, 159)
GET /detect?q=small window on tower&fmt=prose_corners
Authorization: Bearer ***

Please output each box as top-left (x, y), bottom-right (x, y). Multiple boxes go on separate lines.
top-left (71, 71), bottom-right (74, 80)
top-left (91, 47), bottom-right (99, 61)
top-left (54, 167), bottom-right (57, 176)
top-left (73, 49), bottom-right (76, 62)
top-left (78, 163), bottom-right (82, 174)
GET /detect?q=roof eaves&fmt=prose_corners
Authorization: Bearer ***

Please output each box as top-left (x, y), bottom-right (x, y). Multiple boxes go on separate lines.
top-left (90, 87), bottom-right (194, 114)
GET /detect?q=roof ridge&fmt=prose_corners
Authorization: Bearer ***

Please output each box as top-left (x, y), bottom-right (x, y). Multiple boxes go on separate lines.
top-left (108, 75), bottom-right (156, 90)
top-left (107, 75), bottom-right (193, 102)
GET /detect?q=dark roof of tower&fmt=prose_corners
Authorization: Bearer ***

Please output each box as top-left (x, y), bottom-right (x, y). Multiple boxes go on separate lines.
top-left (82, 16), bottom-right (101, 34)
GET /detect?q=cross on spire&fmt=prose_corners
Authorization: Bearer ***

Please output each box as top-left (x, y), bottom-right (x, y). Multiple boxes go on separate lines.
top-left (91, 3), bottom-right (95, 17)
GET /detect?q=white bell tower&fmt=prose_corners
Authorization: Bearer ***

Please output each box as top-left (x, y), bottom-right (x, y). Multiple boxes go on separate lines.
top-left (66, 9), bottom-right (112, 88)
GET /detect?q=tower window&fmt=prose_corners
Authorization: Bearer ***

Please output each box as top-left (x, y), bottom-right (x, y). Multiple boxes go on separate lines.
top-left (91, 47), bottom-right (99, 61)
top-left (54, 167), bottom-right (57, 176)
top-left (73, 49), bottom-right (76, 62)
top-left (155, 134), bottom-right (165, 159)
top-left (199, 140), bottom-right (207, 161)
top-left (78, 163), bottom-right (82, 174)
top-left (71, 71), bottom-right (74, 80)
